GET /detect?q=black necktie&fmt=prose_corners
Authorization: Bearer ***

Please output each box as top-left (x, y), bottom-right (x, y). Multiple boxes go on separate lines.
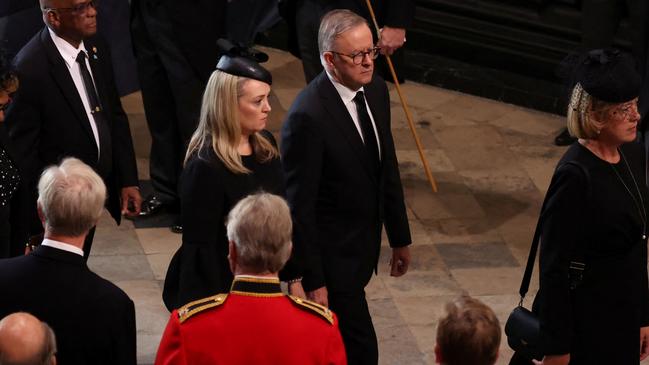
top-left (76, 51), bottom-right (112, 176)
top-left (353, 91), bottom-right (380, 173)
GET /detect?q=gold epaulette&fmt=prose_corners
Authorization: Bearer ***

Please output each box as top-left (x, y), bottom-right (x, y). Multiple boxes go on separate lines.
top-left (288, 295), bottom-right (334, 325)
top-left (177, 294), bottom-right (228, 323)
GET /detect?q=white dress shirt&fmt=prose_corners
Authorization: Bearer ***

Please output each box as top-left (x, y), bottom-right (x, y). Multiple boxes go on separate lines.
top-left (41, 238), bottom-right (85, 257)
top-left (326, 71), bottom-right (382, 158)
top-left (48, 27), bottom-right (101, 154)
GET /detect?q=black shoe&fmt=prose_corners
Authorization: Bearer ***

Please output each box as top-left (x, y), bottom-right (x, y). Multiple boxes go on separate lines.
top-left (554, 128), bottom-right (576, 146)
top-left (138, 195), bottom-right (165, 217)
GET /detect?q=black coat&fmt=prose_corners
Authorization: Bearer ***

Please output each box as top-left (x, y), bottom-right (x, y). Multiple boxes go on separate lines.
top-left (533, 142), bottom-right (649, 364)
top-left (0, 245), bottom-right (136, 365)
top-left (162, 131), bottom-right (287, 310)
top-left (280, 72), bottom-right (411, 293)
top-left (6, 28), bottom-right (138, 239)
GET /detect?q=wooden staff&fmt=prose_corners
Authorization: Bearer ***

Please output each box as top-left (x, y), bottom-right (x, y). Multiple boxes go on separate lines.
top-left (364, 0), bottom-right (438, 193)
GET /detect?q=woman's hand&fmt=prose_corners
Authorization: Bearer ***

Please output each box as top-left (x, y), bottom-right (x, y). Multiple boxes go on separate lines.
top-left (640, 326), bottom-right (649, 360)
top-left (532, 354), bottom-right (570, 365)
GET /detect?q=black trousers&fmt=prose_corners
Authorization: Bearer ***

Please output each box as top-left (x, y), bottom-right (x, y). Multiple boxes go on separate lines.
top-left (329, 290), bottom-right (378, 365)
top-left (130, 0), bottom-right (204, 207)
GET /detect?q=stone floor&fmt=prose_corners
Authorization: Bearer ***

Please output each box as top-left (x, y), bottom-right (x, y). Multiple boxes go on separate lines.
top-left (91, 47), bottom-right (580, 364)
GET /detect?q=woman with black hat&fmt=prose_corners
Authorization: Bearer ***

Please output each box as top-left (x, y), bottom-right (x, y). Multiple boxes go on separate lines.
top-left (527, 49), bottom-right (649, 364)
top-left (162, 43), bottom-right (297, 311)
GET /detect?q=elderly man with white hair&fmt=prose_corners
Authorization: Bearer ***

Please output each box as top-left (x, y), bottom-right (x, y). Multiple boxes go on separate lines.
top-left (0, 157), bottom-right (136, 365)
top-left (155, 192), bottom-right (347, 365)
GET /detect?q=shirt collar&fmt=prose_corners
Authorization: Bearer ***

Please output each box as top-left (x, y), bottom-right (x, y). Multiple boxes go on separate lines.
top-left (325, 70), bottom-right (365, 105)
top-left (48, 27), bottom-right (88, 68)
top-left (41, 238), bottom-right (85, 257)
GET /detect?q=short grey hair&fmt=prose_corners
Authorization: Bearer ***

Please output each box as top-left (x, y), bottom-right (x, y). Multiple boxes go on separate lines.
top-left (37, 158), bottom-right (106, 237)
top-left (226, 193), bottom-right (292, 273)
top-left (318, 9), bottom-right (369, 57)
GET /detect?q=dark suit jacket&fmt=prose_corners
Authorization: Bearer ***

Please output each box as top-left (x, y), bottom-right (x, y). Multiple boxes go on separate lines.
top-left (280, 72), bottom-right (411, 293)
top-left (6, 28), bottom-right (138, 238)
top-left (0, 245), bottom-right (136, 365)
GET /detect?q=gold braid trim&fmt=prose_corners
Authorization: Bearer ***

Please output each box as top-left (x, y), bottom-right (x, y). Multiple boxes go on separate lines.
top-left (177, 294), bottom-right (228, 323)
top-left (288, 295), bottom-right (334, 325)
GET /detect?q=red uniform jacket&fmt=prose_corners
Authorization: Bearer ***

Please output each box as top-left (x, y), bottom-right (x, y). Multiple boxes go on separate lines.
top-left (155, 276), bottom-right (347, 365)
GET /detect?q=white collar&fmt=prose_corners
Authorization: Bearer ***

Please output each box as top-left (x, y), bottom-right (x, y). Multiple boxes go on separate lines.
top-left (325, 70), bottom-right (365, 105)
top-left (41, 238), bottom-right (85, 257)
top-left (48, 27), bottom-right (88, 67)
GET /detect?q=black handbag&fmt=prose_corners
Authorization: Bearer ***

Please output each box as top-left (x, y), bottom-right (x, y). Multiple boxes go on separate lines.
top-left (504, 211), bottom-right (543, 361)
top-left (505, 161), bottom-right (590, 362)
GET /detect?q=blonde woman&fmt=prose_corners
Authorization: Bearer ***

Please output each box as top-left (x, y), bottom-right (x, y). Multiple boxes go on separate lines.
top-left (162, 48), bottom-right (289, 311)
top-left (517, 49), bottom-right (649, 365)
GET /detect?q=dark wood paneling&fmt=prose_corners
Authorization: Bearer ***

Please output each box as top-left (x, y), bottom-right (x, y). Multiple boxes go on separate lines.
top-left (406, 0), bottom-right (635, 113)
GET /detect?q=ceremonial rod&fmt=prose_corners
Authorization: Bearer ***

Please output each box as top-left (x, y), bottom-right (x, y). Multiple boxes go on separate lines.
top-left (363, 0), bottom-right (438, 193)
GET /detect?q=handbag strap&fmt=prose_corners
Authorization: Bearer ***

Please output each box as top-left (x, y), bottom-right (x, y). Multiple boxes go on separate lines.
top-left (518, 160), bottom-right (591, 303)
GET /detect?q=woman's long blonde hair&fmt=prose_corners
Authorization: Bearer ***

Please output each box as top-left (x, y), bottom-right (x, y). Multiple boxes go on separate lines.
top-left (185, 70), bottom-right (278, 174)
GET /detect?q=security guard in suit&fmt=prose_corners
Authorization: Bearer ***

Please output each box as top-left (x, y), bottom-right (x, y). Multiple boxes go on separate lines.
top-left (155, 193), bottom-right (347, 365)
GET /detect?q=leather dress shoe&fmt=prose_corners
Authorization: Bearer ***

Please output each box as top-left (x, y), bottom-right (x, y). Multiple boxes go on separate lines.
top-left (139, 195), bottom-right (165, 217)
top-left (554, 128), bottom-right (576, 146)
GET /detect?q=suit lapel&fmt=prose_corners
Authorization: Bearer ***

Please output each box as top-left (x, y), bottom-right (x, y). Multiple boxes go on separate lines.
top-left (316, 73), bottom-right (377, 182)
top-left (40, 29), bottom-right (96, 142)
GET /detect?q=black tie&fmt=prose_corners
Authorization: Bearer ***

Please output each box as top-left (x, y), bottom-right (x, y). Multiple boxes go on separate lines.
top-left (353, 91), bottom-right (380, 173)
top-left (76, 51), bottom-right (112, 177)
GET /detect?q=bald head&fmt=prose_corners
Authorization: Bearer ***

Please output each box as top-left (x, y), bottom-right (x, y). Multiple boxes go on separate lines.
top-left (0, 313), bottom-right (56, 365)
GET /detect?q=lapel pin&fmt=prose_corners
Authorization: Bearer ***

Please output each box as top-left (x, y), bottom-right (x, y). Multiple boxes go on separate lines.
top-left (92, 47), bottom-right (98, 59)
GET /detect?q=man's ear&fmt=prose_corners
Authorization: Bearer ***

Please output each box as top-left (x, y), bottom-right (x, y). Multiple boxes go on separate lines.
top-left (228, 241), bottom-right (237, 274)
top-left (322, 52), bottom-right (335, 69)
top-left (44, 10), bottom-right (60, 30)
top-left (37, 203), bottom-right (45, 227)
top-left (434, 343), bottom-right (443, 364)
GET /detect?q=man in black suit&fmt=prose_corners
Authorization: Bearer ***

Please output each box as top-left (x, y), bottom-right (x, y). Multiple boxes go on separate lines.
top-left (6, 0), bottom-right (141, 257)
top-left (0, 158), bottom-right (136, 365)
top-left (285, 0), bottom-right (415, 83)
top-left (281, 9), bottom-right (412, 365)
top-left (130, 0), bottom-right (226, 230)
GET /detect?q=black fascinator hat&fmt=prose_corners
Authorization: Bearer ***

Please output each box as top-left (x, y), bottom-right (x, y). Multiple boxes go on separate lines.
top-left (560, 48), bottom-right (641, 104)
top-left (215, 39), bottom-right (272, 85)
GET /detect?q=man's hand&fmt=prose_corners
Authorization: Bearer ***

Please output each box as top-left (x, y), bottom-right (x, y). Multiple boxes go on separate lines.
top-left (532, 354), bottom-right (570, 365)
top-left (306, 286), bottom-right (328, 307)
top-left (288, 281), bottom-right (306, 299)
top-left (390, 246), bottom-right (410, 277)
top-left (378, 26), bottom-right (406, 56)
top-left (641, 326), bottom-right (649, 360)
top-left (121, 186), bottom-right (142, 217)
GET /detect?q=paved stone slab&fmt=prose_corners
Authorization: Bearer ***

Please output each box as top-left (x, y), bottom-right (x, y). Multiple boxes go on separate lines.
top-left (436, 242), bottom-right (519, 269)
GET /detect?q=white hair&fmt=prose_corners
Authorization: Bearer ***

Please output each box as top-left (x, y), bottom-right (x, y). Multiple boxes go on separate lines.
top-left (37, 158), bottom-right (106, 236)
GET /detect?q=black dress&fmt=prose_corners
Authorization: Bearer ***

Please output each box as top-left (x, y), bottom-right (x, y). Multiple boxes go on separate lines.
top-left (533, 142), bottom-right (649, 364)
top-left (162, 131), bottom-right (286, 311)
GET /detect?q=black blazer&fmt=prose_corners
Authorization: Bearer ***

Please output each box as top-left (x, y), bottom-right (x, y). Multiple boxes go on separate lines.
top-left (6, 28), bottom-right (138, 237)
top-left (280, 72), bottom-right (411, 293)
top-left (0, 245), bottom-right (136, 365)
